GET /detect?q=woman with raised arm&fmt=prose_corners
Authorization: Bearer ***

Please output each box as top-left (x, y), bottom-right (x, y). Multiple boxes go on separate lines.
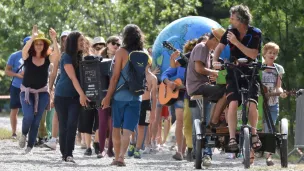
top-left (19, 25), bottom-right (60, 154)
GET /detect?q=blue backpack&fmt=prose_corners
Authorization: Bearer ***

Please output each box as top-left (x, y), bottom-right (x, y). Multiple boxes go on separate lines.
top-left (116, 51), bottom-right (149, 96)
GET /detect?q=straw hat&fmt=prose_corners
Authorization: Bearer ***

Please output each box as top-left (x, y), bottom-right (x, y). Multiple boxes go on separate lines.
top-left (211, 28), bottom-right (226, 41)
top-left (34, 31), bottom-right (51, 45)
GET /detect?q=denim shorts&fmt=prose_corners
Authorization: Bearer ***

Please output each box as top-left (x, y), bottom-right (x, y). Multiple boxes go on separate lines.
top-left (156, 99), bottom-right (184, 109)
top-left (112, 100), bottom-right (141, 132)
top-left (10, 85), bottom-right (21, 109)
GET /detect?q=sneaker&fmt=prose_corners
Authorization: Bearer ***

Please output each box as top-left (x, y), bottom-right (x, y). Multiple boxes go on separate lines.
top-left (127, 144), bottom-right (135, 157)
top-left (12, 133), bottom-right (17, 140)
top-left (66, 156), bottom-right (76, 163)
top-left (186, 148), bottom-right (193, 162)
top-left (19, 135), bottom-right (26, 148)
top-left (202, 155), bottom-right (212, 167)
top-left (97, 151), bottom-right (107, 158)
top-left (23, 147), bottom-right (32, 155)
top-left (93, 142), bottom-right (100, 155)
top-left (84, 148), bottom-right (92, 156)
top-left (151, 141), bottom-right (159, 152)
top-left (134, 150), bottom-right (141, 159)
top-left (172, 152), bottom-right (183, 161)
top-left (44, 138), bottom-right (57, 150)
top-left (142, 146), bottom-right (152, 154)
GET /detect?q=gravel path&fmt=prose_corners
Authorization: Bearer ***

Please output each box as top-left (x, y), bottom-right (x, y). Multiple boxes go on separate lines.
top-left (0, 116), bottom-right (301, 171)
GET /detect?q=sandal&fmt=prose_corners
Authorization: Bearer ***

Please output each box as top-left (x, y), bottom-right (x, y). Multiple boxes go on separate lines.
top-left (110, 159), bottom-right (118, 166)
top-left (228, 138), bottom-right (239, 151)
top-left (251, 134), bottom-right (262, 151)
top-left (117, 156), bottom-right (126, 167)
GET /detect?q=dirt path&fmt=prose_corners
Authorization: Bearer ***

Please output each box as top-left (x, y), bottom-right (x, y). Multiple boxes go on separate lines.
top-left (0, 116), bottom-right (301, 171)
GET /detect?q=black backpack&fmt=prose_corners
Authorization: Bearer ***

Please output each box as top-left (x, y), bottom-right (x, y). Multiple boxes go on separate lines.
top-left (116, 51), bottom-right (149, 96)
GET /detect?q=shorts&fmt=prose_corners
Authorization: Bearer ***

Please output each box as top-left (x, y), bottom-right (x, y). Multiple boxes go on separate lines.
top-left (138, 100), bottom-right (151, 126)
top-left (161, 106), bottom-right (169, 119)
top-left (226, 67), bottom-right (259, 106)
top-left (191, 84), bottom-right (226, 103)
top-left (10, 85), bottom-right (21, 109)
top-left (78, 108), bottom-right (99, 134)
top-left (112, 100), bottom-right (141, 132)
top-left (156, 99), bottom-right (184, 109)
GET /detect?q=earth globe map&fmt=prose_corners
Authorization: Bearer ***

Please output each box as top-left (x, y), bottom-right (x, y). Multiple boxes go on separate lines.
top-left (152, 16), bottom-right (230, 75)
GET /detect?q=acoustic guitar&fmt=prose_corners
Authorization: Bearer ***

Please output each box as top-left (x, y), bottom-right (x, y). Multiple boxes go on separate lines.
top-left (263, 86), bottom-right (296, 100)
top-left (158, 78), bottom-right (185, 106)
top-left (162, 41), bottom-right (188, 64)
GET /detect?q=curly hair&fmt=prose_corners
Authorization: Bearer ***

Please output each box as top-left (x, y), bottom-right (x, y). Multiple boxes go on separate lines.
top-left (65, 31), bottom-right (83, 68)
top-left (122, 24), bottom-right (145, 51)
top-left (183, 39), bottom-right (198, 53)
top-left (230, 4), bottom-right (252, 25)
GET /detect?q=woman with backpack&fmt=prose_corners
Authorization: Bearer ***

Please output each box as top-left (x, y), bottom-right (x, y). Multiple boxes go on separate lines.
top-left (98, 36), bottom-right (121, 158)
top-left (101, 24), bottom-right (147, 166)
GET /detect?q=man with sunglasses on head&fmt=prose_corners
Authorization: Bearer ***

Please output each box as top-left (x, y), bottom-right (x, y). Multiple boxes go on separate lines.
top-left (213, 4), bottom-right (262, 165)
top-left (92, 36), bottom-right (106, 56)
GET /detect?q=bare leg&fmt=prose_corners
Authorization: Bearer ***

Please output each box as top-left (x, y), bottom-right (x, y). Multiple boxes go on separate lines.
top-left (211, 96), bottom-right (227, 124)
top-left (85, 133), bottom-right (92, 148)
top-left (162, 117), bottom-right (171, 144)
top-left (112, 128), bottom-right (121, 161)
top-left (228, 101), bottom-right (238, 139)
top-left (52, 111), bottom-right (59, 138)
top-left (10, 108), bottom-right (19, 135)
top-left (151, 105), bottom-right (162, 142)
top-left (175, 108), bottom-right (184, 154)
top-left (136, 126), bottom-right (145, 150)
top-left (248, 102), bottom-right (258, 135)
top-left (118, 129), bottom-right (133, 163)
top-left (94, 129), bottom-right (99, 142)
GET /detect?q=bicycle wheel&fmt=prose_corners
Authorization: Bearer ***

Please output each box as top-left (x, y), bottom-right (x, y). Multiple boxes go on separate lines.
top-left (195, 139), bottom-right (202, 169)
top-left (280, 118), bottom-right (288, 168)
top-left (243, 127), bottom-right (250, 169)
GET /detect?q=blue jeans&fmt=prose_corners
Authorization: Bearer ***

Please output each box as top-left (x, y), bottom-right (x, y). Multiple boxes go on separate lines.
top-left (191, 99), bottom-right (212, 156)
top-left (55, 96), bottom-right (80, 158)
top-left (264, 103), bottom-right (279, 133)
top-left (20, 92), bottom-right (49, 148)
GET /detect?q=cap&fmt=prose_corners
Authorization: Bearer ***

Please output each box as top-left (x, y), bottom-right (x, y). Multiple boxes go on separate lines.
top-left (60, 31), bottom-right (71, 38)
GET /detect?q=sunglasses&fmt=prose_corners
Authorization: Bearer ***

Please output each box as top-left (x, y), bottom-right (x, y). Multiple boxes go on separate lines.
top-left (111, 42), bottom-right (121, 47)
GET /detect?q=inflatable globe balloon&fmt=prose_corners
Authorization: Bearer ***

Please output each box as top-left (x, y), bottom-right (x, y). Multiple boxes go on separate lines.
top-left (152, 16), bottom-right (230, 74)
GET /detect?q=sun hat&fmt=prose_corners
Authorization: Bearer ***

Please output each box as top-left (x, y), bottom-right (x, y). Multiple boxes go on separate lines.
top-left (211, 28), bottom-right (226, 41)
top-left (34, 31), bottom-right (51, 45)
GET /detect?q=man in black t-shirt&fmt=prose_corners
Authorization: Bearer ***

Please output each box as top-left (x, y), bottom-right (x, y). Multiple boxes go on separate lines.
top-left (213, 4), bottom-right (262, 159)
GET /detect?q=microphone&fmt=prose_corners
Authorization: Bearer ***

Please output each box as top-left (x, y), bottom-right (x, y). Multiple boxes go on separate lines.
top-left (296, 89), bottom-right (304, 97)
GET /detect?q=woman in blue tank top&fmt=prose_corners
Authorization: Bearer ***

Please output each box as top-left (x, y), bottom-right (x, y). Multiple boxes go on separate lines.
top-left (101, 24), bottom-right (145, 166)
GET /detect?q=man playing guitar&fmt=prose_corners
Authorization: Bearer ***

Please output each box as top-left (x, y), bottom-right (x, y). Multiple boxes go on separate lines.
top-left (186, 28), bottom-right (227, 166)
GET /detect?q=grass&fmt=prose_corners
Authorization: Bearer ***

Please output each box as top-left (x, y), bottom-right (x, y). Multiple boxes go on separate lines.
top-left (0, 128), bottom-right (13, 140)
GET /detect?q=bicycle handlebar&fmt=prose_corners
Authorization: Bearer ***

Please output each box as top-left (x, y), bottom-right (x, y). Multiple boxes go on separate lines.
top-left (214, 62), bottom-right (276, 70)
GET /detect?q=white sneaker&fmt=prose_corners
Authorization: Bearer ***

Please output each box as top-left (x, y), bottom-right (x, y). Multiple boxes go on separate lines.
top-left (151, 141), bottom-right (159, 152)
top-left (19, 135), bottom-right (26, 148)
top-left (44, 138), bottom-right (57, 150)
top-left (23, 147), bottom-right (32, 155)
top-left (142, 146), bottom-right (152, 154)
top-left (202, 155), bottom-right (212, 167)
top-left (66, 156), bottom-right (76, 164)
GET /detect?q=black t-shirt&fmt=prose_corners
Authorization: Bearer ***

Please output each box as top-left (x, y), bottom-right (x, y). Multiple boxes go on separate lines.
top-left (220, 26), bottom-right (262, 62)
top-left (22, 56), bottom-right (50, 89)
